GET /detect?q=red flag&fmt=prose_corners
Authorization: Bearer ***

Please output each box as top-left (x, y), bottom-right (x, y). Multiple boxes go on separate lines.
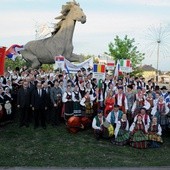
top-left (0, 46), bottom-right (6, 76)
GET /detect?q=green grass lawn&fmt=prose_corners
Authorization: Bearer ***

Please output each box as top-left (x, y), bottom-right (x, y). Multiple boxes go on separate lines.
top-left (0, 122), bottom-right (170, 167)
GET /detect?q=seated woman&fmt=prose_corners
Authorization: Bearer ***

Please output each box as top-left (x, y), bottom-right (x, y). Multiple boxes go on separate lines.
top-left (130, 114), bottom-right (148, 149)
top-left (151, 96), bottom-right (169, 133)
top-left (113, 114), bottom-right (130, 146)
top-left (148, 116), bottom-right (163, 148)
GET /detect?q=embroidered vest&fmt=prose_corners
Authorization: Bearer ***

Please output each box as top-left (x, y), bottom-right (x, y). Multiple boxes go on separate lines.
top-left (115, 93), bottom-right (125, 106)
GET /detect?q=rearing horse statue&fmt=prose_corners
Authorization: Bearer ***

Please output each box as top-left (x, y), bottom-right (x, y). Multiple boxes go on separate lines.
top-left (20, 1), bottom-right (86, 69)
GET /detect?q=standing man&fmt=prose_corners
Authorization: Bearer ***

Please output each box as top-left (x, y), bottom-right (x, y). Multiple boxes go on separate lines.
top-left (50, 79), bottom-right (62, 126)
top-left (17, 81), bottom-right (31, 127)
top-left (31, 81), bottom-right (47, 129)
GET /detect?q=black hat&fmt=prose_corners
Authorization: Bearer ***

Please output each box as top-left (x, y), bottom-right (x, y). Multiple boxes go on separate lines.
top-left (127, 84), bottom-right (133, 89)
top-left (114, 104), bottom-right (119, 108)
top-left (161, 86), bottom-right (167, 90)
top-left (117, 86), bottom-right (123, 90)
top-left (98, 109), bottom-right (103, 114)
top-left (140, 107), bottom-right (147, 111)
top-left (154, 85), bottom-right (160, 91)
top-left (137, 86), bottom-right (142, 90)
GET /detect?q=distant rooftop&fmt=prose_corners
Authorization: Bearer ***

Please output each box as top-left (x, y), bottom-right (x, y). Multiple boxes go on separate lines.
top-left (142, 64), bottom-right (156, 71)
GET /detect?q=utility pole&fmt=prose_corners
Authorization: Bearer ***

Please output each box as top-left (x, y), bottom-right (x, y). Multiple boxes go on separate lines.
top-left (156, 39), bottom-right (160, 84)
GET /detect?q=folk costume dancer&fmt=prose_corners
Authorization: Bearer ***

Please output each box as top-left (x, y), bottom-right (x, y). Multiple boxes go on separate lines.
top-left (130, 114), bottom-right (148, 149)
top-left (115, 86), bottom-right (128, 114)
top-left (72, 85), bottom-right (82, 117)
top-left (62, 85), bottom-right (74, 121)
top-left (148, 116), bottom-right (163, 148)
top-left (151, 96), bottom-right (169, 132)
top-left (80, 91), bottom-right (95, 119)
top-left (114, 114), bottom-right (130, 145)
top-left (106, 104), bottom-right (123, 129)
top-left (104, 90), bottom-right (115, 117)
top-left (125, 84), bottom-right (136, 125)
top-left (133, 107), bottom-right (151, 132)
top-left (92, 110), bottom-right (114, 140)
top-left (131, 93), bottom-right (150, 118)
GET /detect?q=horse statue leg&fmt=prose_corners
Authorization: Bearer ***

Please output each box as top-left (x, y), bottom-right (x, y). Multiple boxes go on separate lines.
top-left (21, 50), bottom-right (41, 69)
top-left (70, 53), bottom-right (84, 63)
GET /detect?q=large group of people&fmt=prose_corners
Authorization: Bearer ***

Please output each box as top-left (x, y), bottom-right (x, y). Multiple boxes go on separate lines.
top-left (0, 66), bottom-right (170, 149)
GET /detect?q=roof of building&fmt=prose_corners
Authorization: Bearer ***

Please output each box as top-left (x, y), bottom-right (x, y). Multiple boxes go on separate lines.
top-left (142, 65), bottom-right (156, 71)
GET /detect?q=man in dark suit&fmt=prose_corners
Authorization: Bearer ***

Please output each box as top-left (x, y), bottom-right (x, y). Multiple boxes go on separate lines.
top-left (42, 81), bottom-right (52, 124)
top-left (17, 81), bottom-right (31, 127)
top-left (31, 81), bottom-right (47, 129)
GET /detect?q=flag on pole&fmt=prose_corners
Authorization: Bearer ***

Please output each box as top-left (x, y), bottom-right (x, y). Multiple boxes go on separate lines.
top-left (54, 55), bottom-right (65, 71)
top-left (0, 46), bottom-right (6, 76)
top-left (119, 59), bottom-right (132, 73)
top-left (93, 64), bottom-right (106, 73)
top-left (120, 59), bottom-right (131, 67)
top-left (6, 44), bottom-right (24, 61)
top-left (93, 64), bottom-right (106, 80)
top-left (107, 62), bottom-right (115, 70)
top-left (114, 60), bottom-right (122, 77)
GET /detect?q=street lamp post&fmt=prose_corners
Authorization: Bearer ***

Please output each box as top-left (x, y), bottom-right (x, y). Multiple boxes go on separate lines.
top-left (156, 40), bottom-right (161, 84)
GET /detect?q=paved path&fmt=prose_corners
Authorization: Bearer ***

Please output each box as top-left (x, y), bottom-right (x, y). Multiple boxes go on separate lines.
top-left (0, 167), bottom-right (170, 170)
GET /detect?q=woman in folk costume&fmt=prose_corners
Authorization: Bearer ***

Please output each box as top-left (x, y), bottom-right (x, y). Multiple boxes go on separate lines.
top-left (146, 92), bottom-right (154, 116)
top-left (80, 91), bottom-right (95, 119)
top-left (62, 85), bottom-right (74, 121)
top-left (129, 114), bottom-right (148, 149)
top-left (125, 84), bottom-right (136, 125)
top-left (148, 116), bottom-right (163, 148)
top-left (114, 86), bottom-right (128, 114)
top-left (72, 85), bottom-right (82, 117)
top-left (104, 90), bottom-right (115, 117)
top-left (133, 107), bottom-right (150, 132)
top-left (151, 96), bottom-right (169, 132)
top-left (113, 114), bottom-right (130, 146)
top-left (92, 110), bottom-right (114, 140)
top-left (103, 74), bottom-right (112, 100)
top-left (93, 80), bottom-right (104, 117)
top-left (165, 92), bottom-right (170, 129)
top-left (3, 87), bottom-right (13, 121)
top-left (0, 87), bottom-right (5, 121)
top-left (78, 80), bottom-right (86, 98)
top-left (131, 93), bottom-right (150, 118)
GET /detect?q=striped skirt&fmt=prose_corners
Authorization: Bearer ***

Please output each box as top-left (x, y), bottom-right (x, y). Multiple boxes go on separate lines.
top-left (130, 131), bottom-right (148, 149)
top-left (115, 129), bottom-right (130, 146)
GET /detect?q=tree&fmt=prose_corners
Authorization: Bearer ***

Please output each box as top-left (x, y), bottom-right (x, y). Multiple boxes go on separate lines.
top-left (106, 35), bottom-right (145, 75)
top-left (5, 56), bottom-right (28, 71)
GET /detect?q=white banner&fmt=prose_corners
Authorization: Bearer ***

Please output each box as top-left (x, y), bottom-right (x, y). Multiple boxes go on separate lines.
top-left (65, 57), bottom-right (93, 73)
top-left (120, 66), bottom-right (132, 73)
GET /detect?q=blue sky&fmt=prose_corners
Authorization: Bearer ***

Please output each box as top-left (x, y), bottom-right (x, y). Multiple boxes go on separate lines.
top-left (0, 0), bottom-right (170, 71)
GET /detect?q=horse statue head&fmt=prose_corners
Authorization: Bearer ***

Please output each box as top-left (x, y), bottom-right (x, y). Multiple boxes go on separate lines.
top-left (53, 1), bottom-right (86, 35)
top-left (21, 1), bottom-right (86, 69)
